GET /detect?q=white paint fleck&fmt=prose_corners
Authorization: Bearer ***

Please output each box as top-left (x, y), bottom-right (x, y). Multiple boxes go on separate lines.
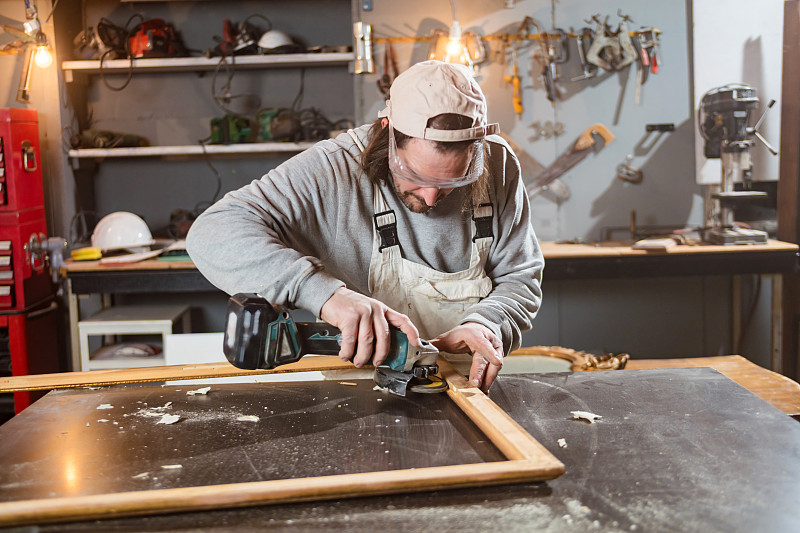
top-left (186, 387), bottom-right (211, 396)
top-left (132, 472), bottom-right (149, 479)
top-left (571, 411), bottom-right (602, 423)
top-left (156, 414), bottom-right (181, 425)
top-left (97, 419), bottom-right (109, 423)
top-left (558, 438), bottom-right (568, 448)
top-left (236, 415), bottom-right (260, 422)
top-left (161, 464), bottom-right (183, 470)
top-left (96, 404), bottom-right (114, 410)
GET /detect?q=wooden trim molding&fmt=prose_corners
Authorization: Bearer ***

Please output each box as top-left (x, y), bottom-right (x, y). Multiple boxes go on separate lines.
top-left (0, 359), bottom-right (564, 527)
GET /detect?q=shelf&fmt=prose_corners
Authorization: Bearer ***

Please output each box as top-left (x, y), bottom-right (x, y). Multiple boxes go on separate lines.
top-left (62, 52), bottom-right (354, 77)
top-left (68, 142), bottom-right (317, 160)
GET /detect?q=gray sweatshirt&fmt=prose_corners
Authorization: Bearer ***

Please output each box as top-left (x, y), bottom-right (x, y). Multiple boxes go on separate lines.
top-left (186, 124), bottom-right (543, 353)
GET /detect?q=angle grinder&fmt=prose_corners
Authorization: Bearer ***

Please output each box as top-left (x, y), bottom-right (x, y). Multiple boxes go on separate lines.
top-left (223, 293), bottom-right (447, 396)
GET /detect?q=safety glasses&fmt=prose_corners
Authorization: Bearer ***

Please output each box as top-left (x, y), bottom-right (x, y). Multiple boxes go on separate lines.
top-left (388, 123), bottom-right (484, 189)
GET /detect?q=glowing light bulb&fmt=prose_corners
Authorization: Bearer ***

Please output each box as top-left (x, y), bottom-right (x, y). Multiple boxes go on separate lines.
top-left (443, 20), bottom-right (469, 66)
top-left (34, 45), bottom-right (52, 68)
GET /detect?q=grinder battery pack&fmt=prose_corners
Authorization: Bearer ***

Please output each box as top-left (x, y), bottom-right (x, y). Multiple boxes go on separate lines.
top-left (223, 293), bottom-right (447, 396)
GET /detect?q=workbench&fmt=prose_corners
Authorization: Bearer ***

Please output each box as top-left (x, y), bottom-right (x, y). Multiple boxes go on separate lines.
top-left (59, 240), bottom-right (799, 373)
top-left (1, 364), bottom-right (798, 531)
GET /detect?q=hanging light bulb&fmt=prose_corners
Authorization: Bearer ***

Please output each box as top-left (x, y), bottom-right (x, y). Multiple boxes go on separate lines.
top-left (443, 19), bottom-right (470, 66)
top-left (33, 31), bottom-right (52, 68)
top-left (427, 0), bottom-right (486, 73)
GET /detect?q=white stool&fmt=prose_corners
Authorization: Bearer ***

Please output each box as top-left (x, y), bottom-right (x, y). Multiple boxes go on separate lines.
top-left (78, 304), bottom-right (191, 371)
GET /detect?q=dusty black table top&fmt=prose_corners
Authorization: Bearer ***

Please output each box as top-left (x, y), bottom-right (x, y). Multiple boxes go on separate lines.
top-left (0, 367), bottom-right (798, 532)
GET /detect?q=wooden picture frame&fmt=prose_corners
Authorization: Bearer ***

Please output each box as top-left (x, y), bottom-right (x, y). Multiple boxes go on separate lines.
top-left (0, 358), bottom-right (564, 527)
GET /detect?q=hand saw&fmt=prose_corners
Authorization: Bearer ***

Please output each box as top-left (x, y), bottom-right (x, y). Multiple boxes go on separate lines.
top-left (525, 123), bottom-right (614, 198)
top-left (499, 133), bottom-right (571, 203)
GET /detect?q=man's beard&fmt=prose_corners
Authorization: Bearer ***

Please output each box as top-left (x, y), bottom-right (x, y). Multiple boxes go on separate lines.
top-left (393, 185), bottom-right (445, 214)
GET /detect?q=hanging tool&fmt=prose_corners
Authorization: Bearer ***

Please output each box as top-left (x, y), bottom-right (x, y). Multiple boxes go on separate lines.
top-left (504, 45), bottom-right (524, 118)
top-left (376, 40), bottom-right (398, 98)
top-left (517, 17), bottom-right (555, 104)
top-left (614, 12), bottom-right (637, 70)
top-left (541, 28), bottom-right (568, 102)
top-left (525, 123), bottom-right (615, 197)
top-left (586, 15), bottom-right (620, 71)
top-left (639, 28), bottom-right (661, 74)
top-left (499, 132), bottom-right (571, 203)
top-left (616, 154), bottom-right (643, 184)
top-left (571, 27), bottom-right (597, 81)
top-left (223, 293), bottom-right (447, 396)
top-left (632, 31), bottom-right (650, 104)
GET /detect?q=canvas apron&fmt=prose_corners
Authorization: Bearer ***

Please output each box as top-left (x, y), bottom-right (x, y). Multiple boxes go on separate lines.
top-left (347, 128), bottom-right (494, 340)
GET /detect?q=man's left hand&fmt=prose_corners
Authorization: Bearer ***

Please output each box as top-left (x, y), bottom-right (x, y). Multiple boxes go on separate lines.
top-left (430, 323), bottom-right (504, 393)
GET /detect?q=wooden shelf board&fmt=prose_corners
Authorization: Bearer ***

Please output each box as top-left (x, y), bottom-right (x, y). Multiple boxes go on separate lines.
top-left (62, 53), bottom-right (353, 74)
top-left (68, 142), bottom-right (316, 159)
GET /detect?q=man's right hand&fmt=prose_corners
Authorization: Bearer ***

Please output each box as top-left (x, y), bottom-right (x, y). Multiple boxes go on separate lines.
top-left (320, 287), bottom-right (421, 368)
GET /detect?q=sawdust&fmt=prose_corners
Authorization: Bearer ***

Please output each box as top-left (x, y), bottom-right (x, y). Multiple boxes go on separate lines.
top-left (186, 387), bottom-right (211, 396)
top-left (96, 404), bottom-right (114, 410)
top-left (571, 410), bottom-right (603, 423)
top-left (156, 414), bottom-right (181, 425)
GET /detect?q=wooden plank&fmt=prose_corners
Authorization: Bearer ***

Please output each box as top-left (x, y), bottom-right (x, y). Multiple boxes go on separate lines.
top-left (0, 358), bottom-right (564, 527)
top-left (625, 355), bottom-right (800, 417)
top-left (0, 459), bottom-right (556, 527)
top-left (68, 142), bottom-right (316, 159)
top-left (779, 1), bottom-right (800, 381)
top-left (61, 53), bottom-right (353, 74)
top-left (60, 259), bottom-right (196, 273)
top-left (540, 239), bottom-right (798, 259)
top-left (0, 358), bottom-right (353, 392)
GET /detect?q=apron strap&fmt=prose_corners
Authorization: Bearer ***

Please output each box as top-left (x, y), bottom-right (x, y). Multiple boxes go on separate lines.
top-left (374, 209), bottom-right (400, 252)
top-left (347, 129), bottom-right (366, 152)
top-left (472, 203), bottom-right (494, 242)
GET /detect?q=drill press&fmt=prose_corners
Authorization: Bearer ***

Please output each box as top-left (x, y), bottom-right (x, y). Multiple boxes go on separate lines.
top-left (699, 84), bottom-right (778, 245)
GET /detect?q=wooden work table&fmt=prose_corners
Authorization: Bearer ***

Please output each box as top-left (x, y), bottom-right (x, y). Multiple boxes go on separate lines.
top-left (59, 240), bottom-right (799, 373)
top-left (0, 364), bottom-right (798, 531)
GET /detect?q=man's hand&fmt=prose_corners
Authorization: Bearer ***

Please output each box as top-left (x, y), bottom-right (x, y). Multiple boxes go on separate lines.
top-left (431, 323), bottom-right (503, 393)
top-left (320, 287), bottom-right (421, 368)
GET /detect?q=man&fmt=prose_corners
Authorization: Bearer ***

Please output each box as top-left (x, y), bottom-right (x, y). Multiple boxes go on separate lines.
top-left (186, 60), bottom-right (543, 393)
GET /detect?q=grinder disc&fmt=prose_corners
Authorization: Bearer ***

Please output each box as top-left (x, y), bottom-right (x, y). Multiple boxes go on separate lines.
top-left (408, 375), bottom-right (448, 394)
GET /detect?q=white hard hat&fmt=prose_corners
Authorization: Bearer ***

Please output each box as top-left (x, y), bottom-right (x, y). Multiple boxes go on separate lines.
top-left (258, 30), bottom-right (300, 54)
top-left (91, 212), bottom-right (155, 252)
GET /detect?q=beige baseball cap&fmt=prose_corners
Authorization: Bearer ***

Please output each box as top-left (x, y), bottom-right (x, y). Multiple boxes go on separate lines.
top-left (378, 60), bottom-right (499, 141)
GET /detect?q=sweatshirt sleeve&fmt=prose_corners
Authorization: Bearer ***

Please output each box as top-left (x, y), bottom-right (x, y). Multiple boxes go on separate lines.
top-left (186, 142), bottom-right (351, 316)
top-left (459, 140), bottom-right (544, 354)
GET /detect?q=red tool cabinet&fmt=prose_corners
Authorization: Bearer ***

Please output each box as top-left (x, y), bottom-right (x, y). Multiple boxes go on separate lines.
top-left (0, 108), bottom-right (62, 413)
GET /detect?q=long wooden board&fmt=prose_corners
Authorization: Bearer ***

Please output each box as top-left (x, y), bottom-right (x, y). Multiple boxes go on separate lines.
top-left (0, 358), bottom-right (564, 527)
top-left (0, 357), bottom-right (354, 392)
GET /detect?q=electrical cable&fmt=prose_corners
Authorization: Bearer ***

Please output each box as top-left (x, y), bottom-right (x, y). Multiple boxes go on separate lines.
top-left (211, 54), bottom-right (261, 115)
top-left (44, 0), bottom-right (60, 22)
top-left (194, 136), bottom-right (223, 215)
top-left (291, 68), bottom-right (305, 111)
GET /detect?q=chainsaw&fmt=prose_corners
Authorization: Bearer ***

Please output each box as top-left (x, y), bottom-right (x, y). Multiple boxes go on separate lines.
top-left (223, 293), bottom-right (448, 396)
